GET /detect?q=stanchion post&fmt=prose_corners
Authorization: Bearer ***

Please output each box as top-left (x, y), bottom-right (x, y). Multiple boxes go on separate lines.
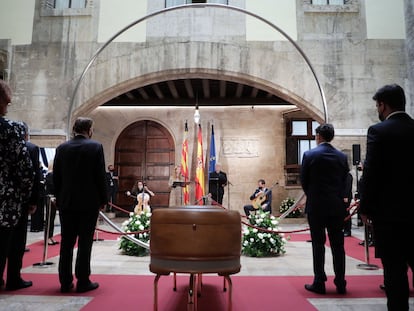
top-left (33, 195), bottom-right (54, 268)
top-left (93, 213), bottom-right (104, 242)
top-left (357, 221), bottom-right (379, 270)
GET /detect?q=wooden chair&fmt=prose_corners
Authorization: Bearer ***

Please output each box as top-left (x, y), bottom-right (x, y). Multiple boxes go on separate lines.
top-left (149, 206), bottom-right (241, 311)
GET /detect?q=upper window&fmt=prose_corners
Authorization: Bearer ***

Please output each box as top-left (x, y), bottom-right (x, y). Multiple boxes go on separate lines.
top-left (312, 0), bottom-right (344, 4)
top-left (41, 0), bottom-right (92, 16)
top-left (166, 0), bottom-right (228, 8)
top-left (303, 0), bottom-right (358, 13)
top-left (46, 0), bottom-right (86, 9)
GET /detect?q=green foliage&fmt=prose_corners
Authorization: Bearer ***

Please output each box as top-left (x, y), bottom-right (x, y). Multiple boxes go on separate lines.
top-left (119, 211), bottom-right (151, 256)
top-left (279, 197), bottom-right (303, 218)
top-left (242, 210), bottom-right (286, 257)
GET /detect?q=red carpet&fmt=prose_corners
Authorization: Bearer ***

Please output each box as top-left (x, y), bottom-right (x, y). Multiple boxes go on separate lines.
top-left (9, 273), bottom-right (388, 311)
top-left (12, 231), bottom-right (413, 310)
top-left (289, 233), bottom-right (383, 267)
top-left (23, 230), bottom-right (117, 267)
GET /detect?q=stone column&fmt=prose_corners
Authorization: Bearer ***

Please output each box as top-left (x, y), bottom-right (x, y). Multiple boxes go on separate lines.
top-left (405, 0), bottom-right (414, 115)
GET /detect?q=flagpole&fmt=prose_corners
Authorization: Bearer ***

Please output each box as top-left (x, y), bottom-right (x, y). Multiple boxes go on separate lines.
top-left (180, 121), bottom-right (190, 205)
top-left (195, 123), bottom-right (205, 205)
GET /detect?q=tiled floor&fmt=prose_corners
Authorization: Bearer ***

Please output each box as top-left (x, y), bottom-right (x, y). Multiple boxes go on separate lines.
top-left (1, 214), bottom-right (413, 310)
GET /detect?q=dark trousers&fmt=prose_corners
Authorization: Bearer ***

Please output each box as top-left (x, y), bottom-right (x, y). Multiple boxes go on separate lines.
top-left (307, 214), bottom-right (346, 286)
top-left (58, 209), bottom-right (99, 287)
top-left (375, 223), bottom-right (414, 311)
top-left (211, 191), bottom-right (224, 205)
top-left (30, 197), bottom-right (44, 232)
top-left (0, 227), bottom-right (14, 283)
top-left (44, 196), bottom-right (57, 239)
top-left (6, 210), bottom-right (29, 284)
top-left (244, 204), bottom-right (271, 216)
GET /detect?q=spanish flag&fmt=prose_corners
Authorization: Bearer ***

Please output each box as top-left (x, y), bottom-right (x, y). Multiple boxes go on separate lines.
top-left (195, 124), bottom-right (205, 204)
top-left (180, 121), bottom-right (190, 205)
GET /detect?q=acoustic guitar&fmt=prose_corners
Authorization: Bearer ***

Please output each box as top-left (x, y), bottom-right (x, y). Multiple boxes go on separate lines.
top-left (251, 181), bottom-right (279, 209)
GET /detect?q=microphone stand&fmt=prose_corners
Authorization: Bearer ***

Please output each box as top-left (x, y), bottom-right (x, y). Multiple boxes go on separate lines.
top-left (227, 180), bottom-right (233, 210)
top-left (216, 175), bottom-right (219, 205)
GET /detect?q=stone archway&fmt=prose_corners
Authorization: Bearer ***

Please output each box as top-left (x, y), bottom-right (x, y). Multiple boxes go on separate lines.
top-left (114, 120), bottom-right (175, 213)
top-left (69, 4), bottom-right (328, 134)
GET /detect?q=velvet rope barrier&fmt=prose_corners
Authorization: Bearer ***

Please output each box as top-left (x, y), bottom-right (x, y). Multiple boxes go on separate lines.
top-left (208, 196), bottom-right (310, 235)
top-left (98, 197), bottom-right (360, 245)
top-left (97, 210), bottom-right (150, 249)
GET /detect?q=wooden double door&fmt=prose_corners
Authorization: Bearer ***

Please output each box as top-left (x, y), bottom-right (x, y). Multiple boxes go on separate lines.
top-left (114, 120), bottom-right (174, 213)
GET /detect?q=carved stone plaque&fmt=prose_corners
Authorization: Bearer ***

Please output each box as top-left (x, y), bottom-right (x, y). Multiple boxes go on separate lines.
top-left (221, 137), bottom-right (259, 158)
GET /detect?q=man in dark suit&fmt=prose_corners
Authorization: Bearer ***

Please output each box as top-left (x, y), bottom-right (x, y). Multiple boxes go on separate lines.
top-left (54, 117), bottom-right (108, 293)
top-left (105, 164), bottom-right (118, 212)
top-left (359, 84), bottom-right (414, 310)
top-left (300, 123), bottom-right (349, 295)
top-left (208, 163), bottom-right (227, 205)
top-left (5, 122), bottom-right (40, 291)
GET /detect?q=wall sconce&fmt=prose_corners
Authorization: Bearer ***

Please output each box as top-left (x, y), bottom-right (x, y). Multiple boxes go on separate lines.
top-left (194, 104), bottom-right (200, 124)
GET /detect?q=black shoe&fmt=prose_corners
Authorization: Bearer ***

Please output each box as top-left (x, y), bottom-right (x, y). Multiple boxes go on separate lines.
top-left (5, 279), bottom-right (33, 291)
top-left (359, 240), bottom-right (365, 246)
top-left (343, 231), bottom-right (351, 237)
top-left (379, 284), bottom-right (386, 291)
top-left (76, 281), bottom-right (99, 293)
top-left (304, 283), bottom-right (326, 294)
top-left (60, 283), bottom-right (74, 293)
top-left (334, 279), bottom-right (347, 294)
top-left (24, 248), bottom-right (30, 252)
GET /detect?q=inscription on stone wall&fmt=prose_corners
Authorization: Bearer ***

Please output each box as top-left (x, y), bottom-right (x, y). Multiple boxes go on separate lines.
top-left (221, 137), bottom-right (259, 158)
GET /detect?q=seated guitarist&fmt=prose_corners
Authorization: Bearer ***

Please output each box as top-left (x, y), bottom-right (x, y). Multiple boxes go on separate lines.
top-left (243, 179), bottom-right (272, 216)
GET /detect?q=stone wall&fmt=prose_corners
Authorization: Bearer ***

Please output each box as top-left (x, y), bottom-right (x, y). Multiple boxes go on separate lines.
top-left (2, 0), bottom-right (412, 214)
top-left (89, 105), bottom-right (298, 215)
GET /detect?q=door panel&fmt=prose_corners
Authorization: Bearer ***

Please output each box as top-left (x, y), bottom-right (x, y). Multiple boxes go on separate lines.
top-left (114, 120), bottom-right (174, 214)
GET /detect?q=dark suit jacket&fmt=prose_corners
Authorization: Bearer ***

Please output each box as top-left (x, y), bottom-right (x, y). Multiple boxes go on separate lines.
top-left (53, 135), bottom-right (108, 212)
top-left (359, 112), bottom-right (414, 225)
top-left (208, 171), bottom-right (227, 196)
top-left (300, 142), bottom-right (349, 218)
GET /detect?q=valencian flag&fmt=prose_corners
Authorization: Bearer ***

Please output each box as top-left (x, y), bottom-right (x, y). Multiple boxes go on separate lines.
top-left (208, 124), bottom-right (216, 178)
top-left (195, 124), bottom-right (205, 204)
top-left (180, 121), bottom-right (190, 205)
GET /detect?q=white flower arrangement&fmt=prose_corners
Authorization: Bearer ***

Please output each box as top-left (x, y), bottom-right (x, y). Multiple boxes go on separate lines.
top-left (242, 210), bottom-right (287, 257)
top-left (279, 197), bottom-right (303, 218)
top-left (119, 211), bottom-right (151, 256)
